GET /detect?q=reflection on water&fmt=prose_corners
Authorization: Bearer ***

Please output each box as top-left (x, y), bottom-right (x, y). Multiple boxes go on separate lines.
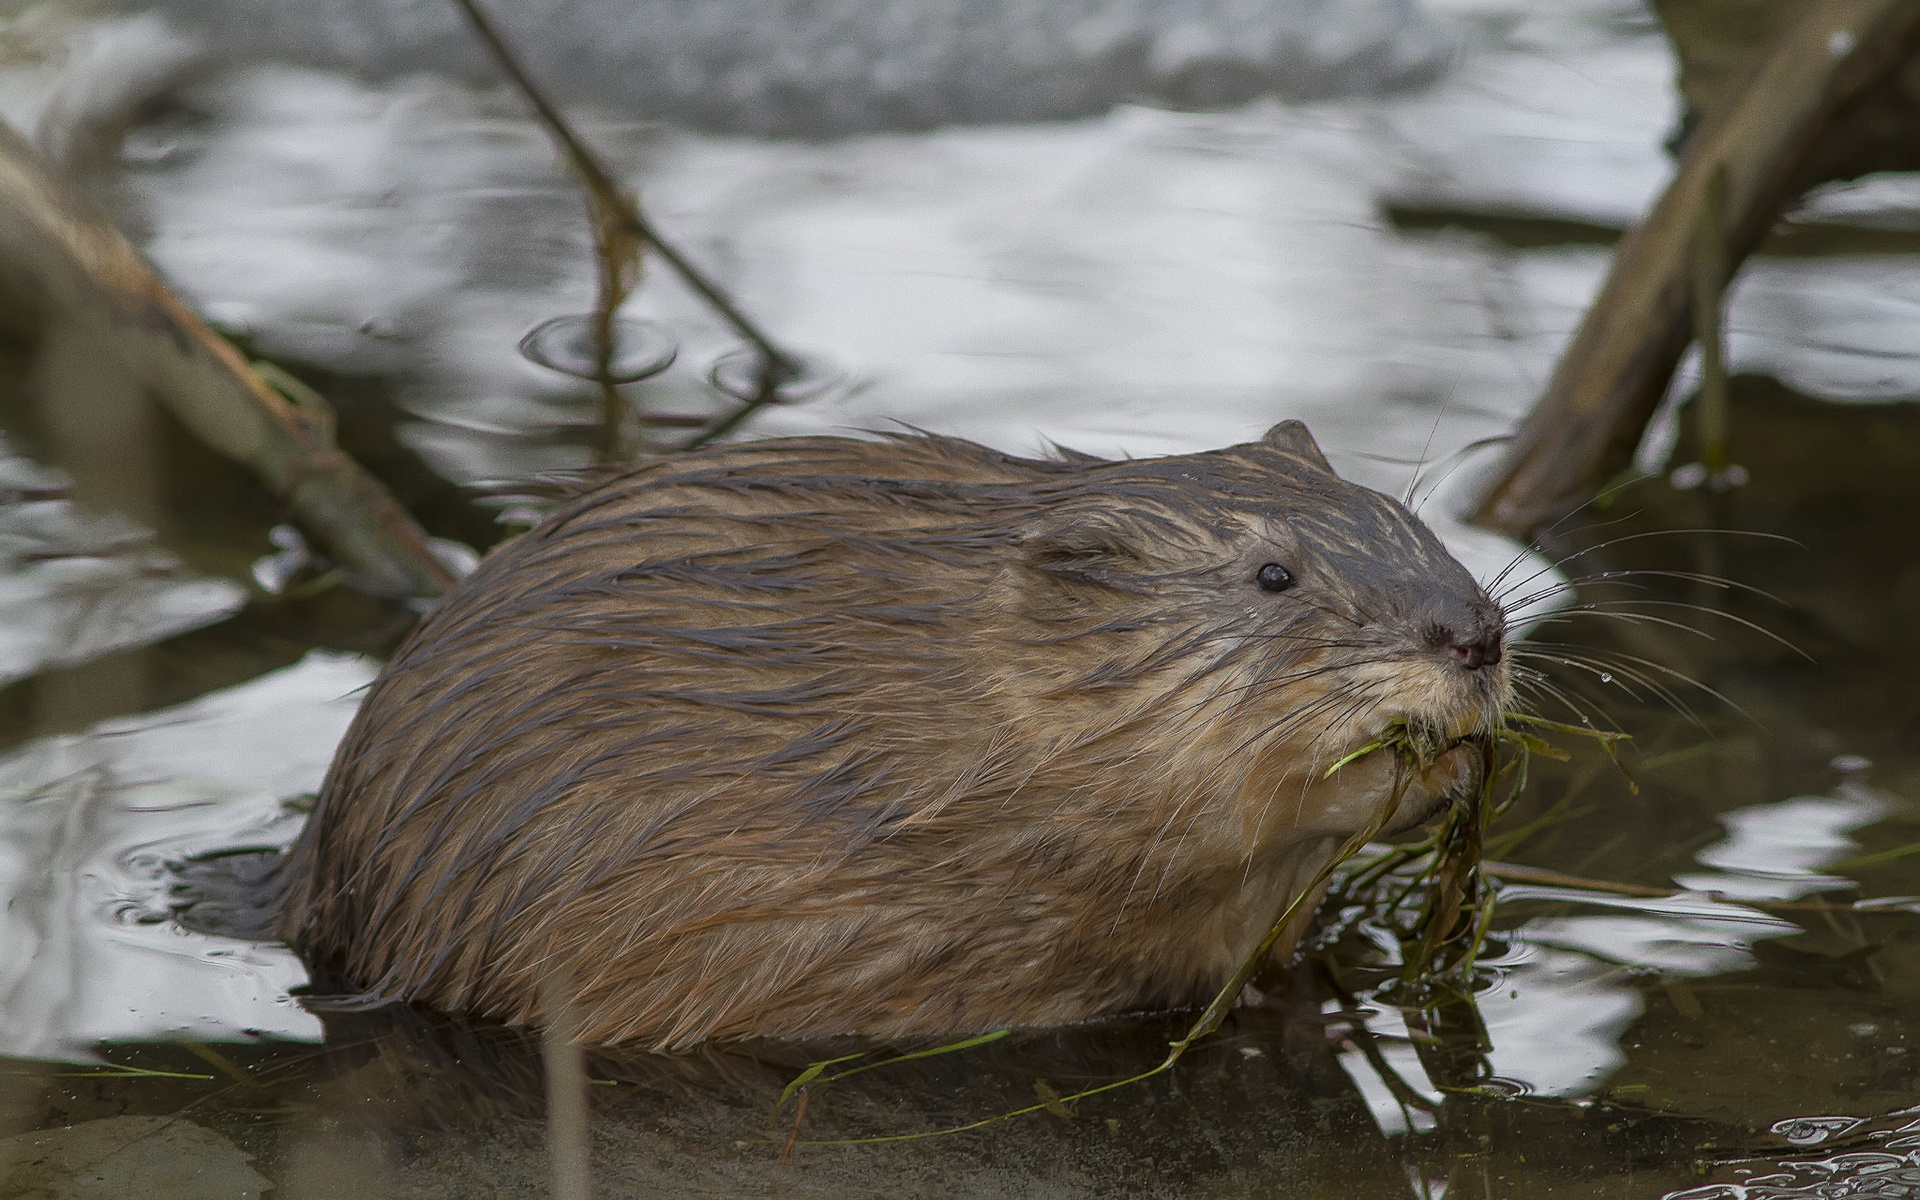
top-left (1677, 790), bottom-right (1890, 901)
top-left (0, 436), bottom-right (243, 688)
top-left (0, 0), bottom-right (1915, 1195)
top-left (0, 653), bottom-right (368, 1057)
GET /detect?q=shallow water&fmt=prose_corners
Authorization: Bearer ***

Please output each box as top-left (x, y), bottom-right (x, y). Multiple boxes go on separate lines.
top-left (2, 0), bottom-right (1920, 1196)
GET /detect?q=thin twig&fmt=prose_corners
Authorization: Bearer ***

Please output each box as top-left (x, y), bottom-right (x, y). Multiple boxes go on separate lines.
top-left (774, 1087), bottom-right (809, 1183)
top-left (448, 0), bottom-right (800, 381)
top-left (0, 122), bottom-right (455, 596)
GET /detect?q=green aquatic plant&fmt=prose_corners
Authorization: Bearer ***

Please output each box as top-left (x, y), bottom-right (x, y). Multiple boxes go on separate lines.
top-left (1324, 713), bottom-right (1632, 999)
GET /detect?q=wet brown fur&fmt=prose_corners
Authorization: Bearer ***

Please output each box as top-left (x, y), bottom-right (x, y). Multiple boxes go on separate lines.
top-left (278, 422), bottom-right (1510, 1049)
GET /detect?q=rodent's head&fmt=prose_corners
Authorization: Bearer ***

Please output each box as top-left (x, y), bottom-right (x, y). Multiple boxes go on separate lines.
top-left (994, 419), bottom-right (1510, 842)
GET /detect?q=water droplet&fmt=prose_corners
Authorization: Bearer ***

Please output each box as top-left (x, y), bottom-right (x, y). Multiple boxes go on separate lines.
top-left (251, 523), bottom-right (312, 594)
top-left (1829, 754), bottom-right (1873, 773)
top-left (518, 315), bottom-right (678, 383)
top-left (1668, 462), bottom-right (1708, 491)
top-left (708, 347), bottom-right (847, 405)
top-left (1600, 672), bottom-right (1613, 684)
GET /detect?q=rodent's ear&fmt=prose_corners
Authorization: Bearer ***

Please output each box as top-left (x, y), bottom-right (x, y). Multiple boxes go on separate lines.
top-left (1261, 420), bottom-right (1334, 473)
top-left (1018, 512), bottom-right (1150, 591)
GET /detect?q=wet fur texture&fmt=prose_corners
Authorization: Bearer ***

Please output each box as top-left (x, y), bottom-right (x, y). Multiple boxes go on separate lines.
top-left (279, 423), bottom-right (1509, 1049)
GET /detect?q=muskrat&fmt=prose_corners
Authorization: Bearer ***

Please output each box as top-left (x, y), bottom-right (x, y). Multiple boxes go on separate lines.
top-left (279, 422), bottom-right (1510, 1050)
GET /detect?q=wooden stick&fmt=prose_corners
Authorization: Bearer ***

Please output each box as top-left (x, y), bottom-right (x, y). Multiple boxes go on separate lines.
top-left (540, 971), bottom-right (594, 1200)
top-left (448, 0), bottom-right (801, 380)
top-left (0, 121), bottom-right (456, 597)
top-left (1692, 164), bottom-right (1730, 481)
top-left (1470, 0), bottom-right (1920, 538)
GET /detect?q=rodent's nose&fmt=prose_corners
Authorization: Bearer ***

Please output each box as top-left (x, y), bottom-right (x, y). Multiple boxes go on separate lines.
top-left (1445, 628), bottom-right (1504, 672)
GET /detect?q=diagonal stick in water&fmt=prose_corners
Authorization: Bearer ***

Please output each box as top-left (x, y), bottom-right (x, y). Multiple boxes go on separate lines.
top-left (448, 0), bottom-right (803, 383)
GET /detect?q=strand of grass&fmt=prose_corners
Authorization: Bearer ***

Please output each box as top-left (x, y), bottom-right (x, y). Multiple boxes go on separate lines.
top-left (1399, 760), bottom-right (1487, 983)
top-left (775, 1087), bottom-right (810, 1177)
top-left (1315, 978), bottom-right (1444, 1114)
top-left (1451, 889), bottom-right (1501, 982)
top-left (1322, 726), bottom-right (1406, 778)
top-left (1172, 766), bottom-right (1415, 1056)
top-left (1498, 729), bottom-right (1571, 763)
top-left (1485, 744), bottom-right (1532, 820)
top-left (1502, 712), bottom-right (1636, 791)
top-left (773, 1030), bottom-right (1014, 1118)
top-left (1481, 797), bottom-right (1593, 861)
top-left (1335, 840), bottom-right (1435, 899)
top-left (1500, 712), bottom-right (1629, 743)
top-left (791, 720), bottom-right (1583, 1145)
top-left (53, 1066), bottom-right (215, 1080)
top-left (771, 1049), bottom-right (873, 1116)
top-left (170, 1040), bottom-right (260, 1091)
top-left (1336, 733), bottom-right (1528, 921)
top-left (1829, 841), bottom-right (1920, 872)
top-left (449, 0), bottom-right (799, 384)
top-left (147, 1035), bottom-right (392, 1134)
top-left (1376, 864), bottom-right (1444, 928)
top-left (794, 1063), bottom-right (1179, 1146)
top-left (778, 1029), bottom-right (1012, 1115)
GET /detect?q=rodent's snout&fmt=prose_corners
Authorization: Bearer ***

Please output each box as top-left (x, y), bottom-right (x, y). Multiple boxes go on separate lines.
top-left (1427, 614), bottom-right (1506, 672)
top-left (1444, 627), bottom-right (1504, 672)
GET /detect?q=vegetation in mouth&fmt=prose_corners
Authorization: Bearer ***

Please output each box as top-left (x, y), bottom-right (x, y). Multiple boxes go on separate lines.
top-left (773, 711), bottom-right (1635, 1147)
top-left (1317, 712), bottom-right (1633, 1000)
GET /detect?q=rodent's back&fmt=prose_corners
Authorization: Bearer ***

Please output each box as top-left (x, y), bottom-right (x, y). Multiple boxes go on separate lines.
top-left (280, 426), bottom-right (1508, 1047)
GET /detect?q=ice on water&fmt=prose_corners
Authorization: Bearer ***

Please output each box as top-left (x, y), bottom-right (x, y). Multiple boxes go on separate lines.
top-left (146, 0), bottom-right (1452, 135)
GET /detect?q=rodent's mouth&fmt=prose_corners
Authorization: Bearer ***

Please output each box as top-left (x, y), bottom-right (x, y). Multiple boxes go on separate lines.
top-left (1282, 727), bottom-right (1485, 842)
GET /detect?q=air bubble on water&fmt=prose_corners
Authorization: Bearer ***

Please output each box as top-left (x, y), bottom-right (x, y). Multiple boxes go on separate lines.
top-left (518, 315), bottom-right (678, 383)
top-left (708, 347), bottom-right (848, 405)
top-left (1769, 1116), bottom-right (1865, 1146)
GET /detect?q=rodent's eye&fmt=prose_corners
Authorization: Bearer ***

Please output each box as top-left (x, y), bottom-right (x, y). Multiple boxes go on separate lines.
top-left (1255, 562), bottom-right (1295, 593)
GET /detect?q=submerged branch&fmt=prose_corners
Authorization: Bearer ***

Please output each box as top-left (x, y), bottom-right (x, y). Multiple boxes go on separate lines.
top-left (1470, 0), bottom-right (1920, 537)
top-left (0, 120), bottom-right (455, 597)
